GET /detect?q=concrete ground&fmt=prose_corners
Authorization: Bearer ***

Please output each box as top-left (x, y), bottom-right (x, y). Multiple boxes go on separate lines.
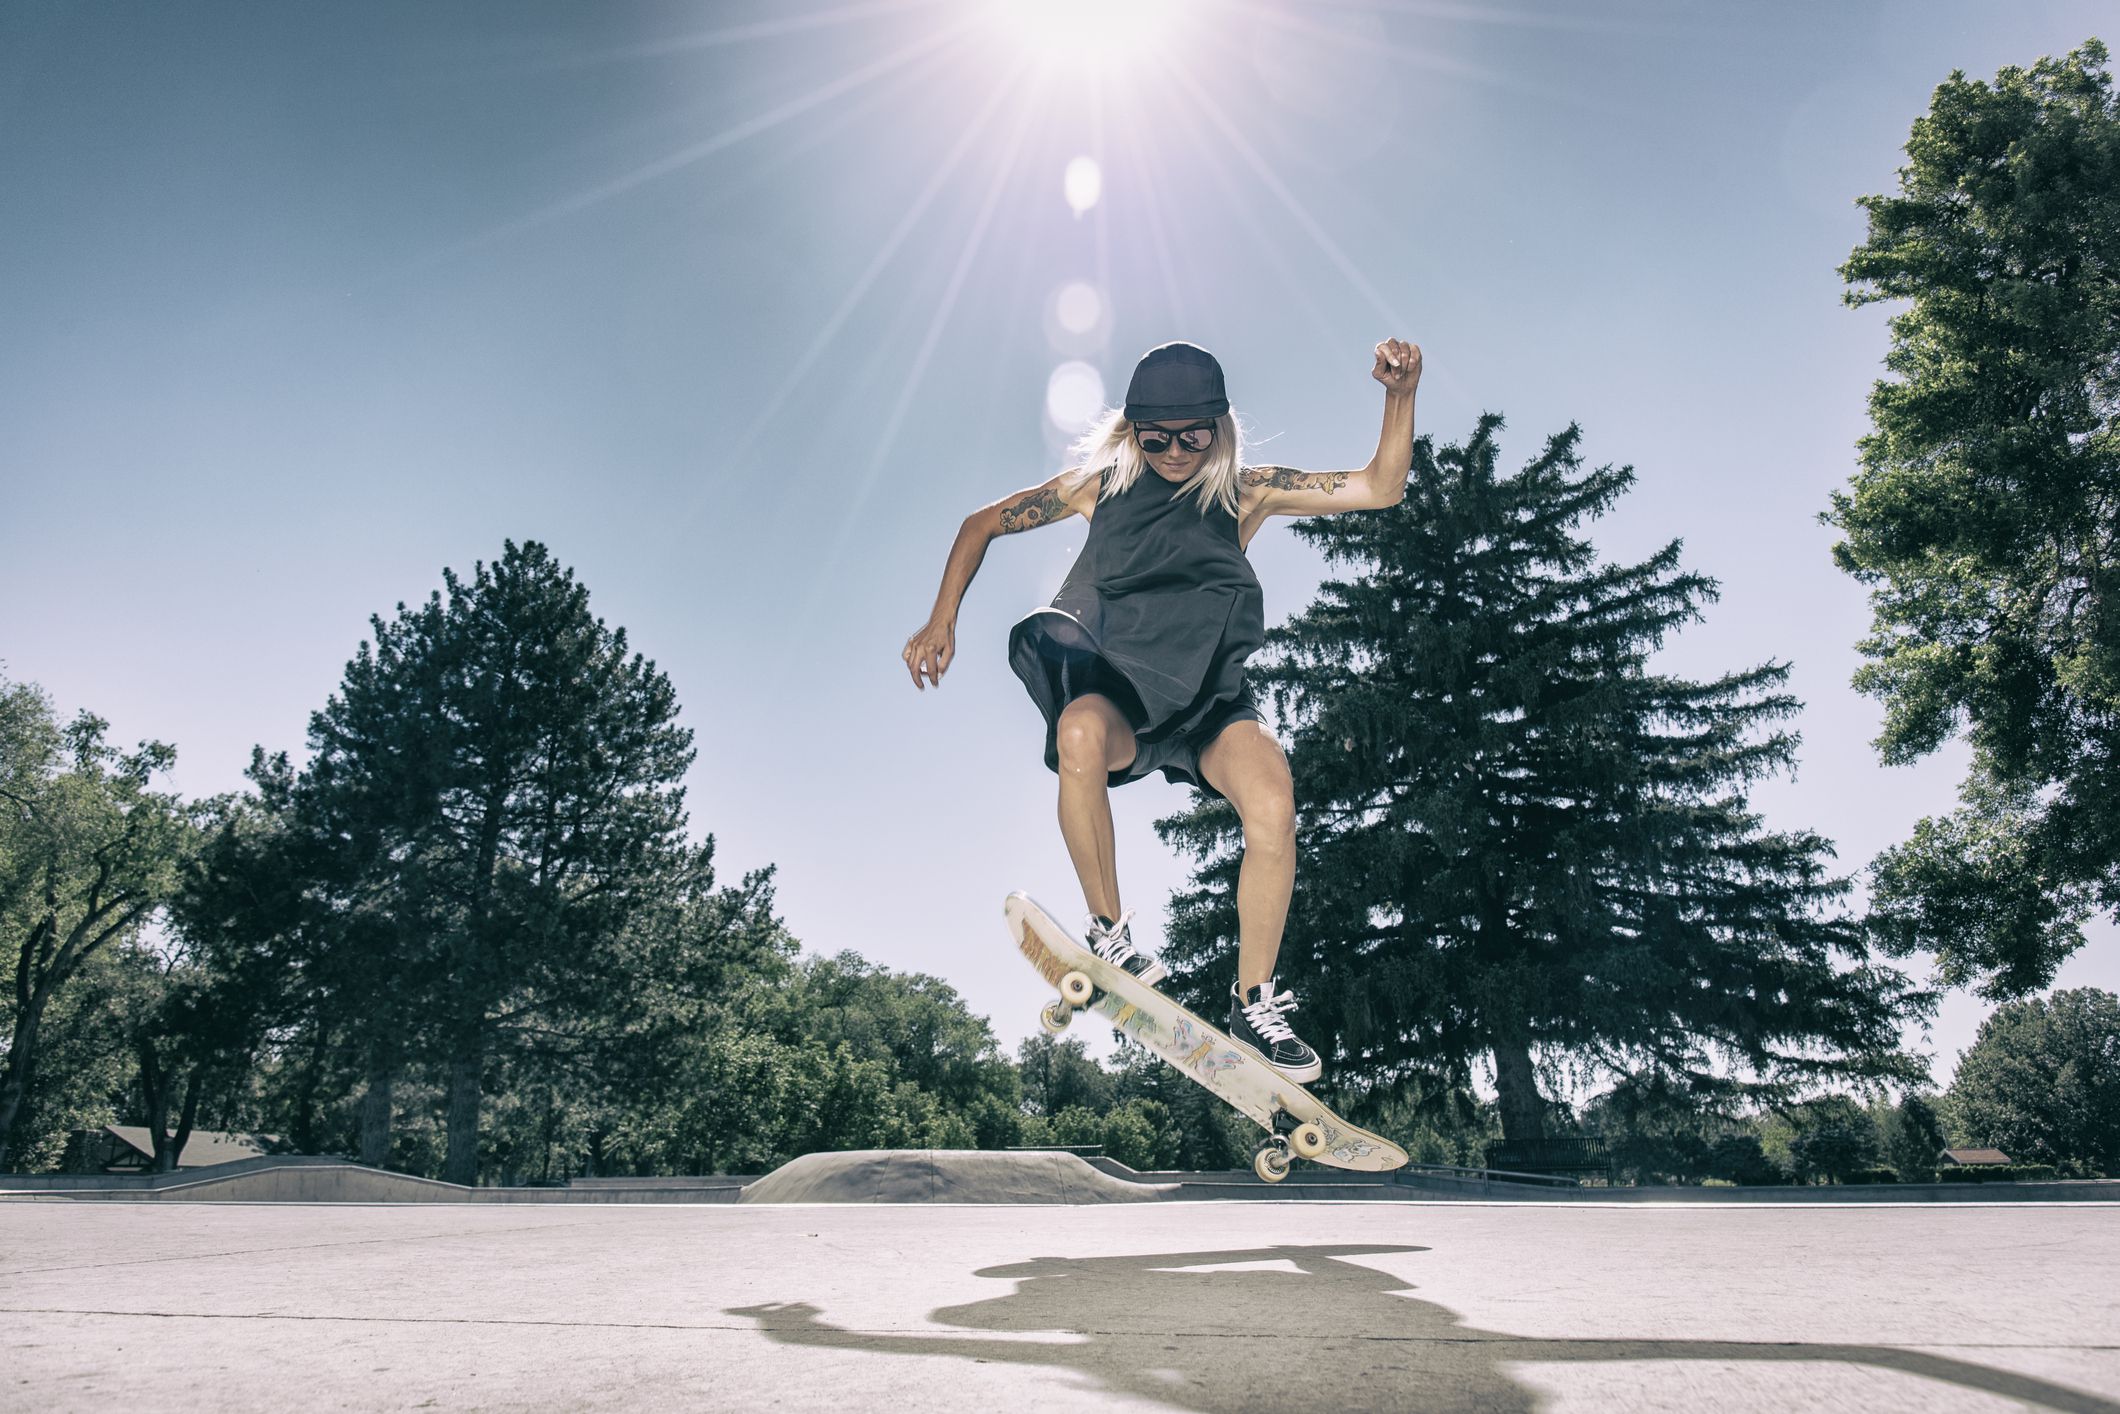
top-left (3, 1201), bottom-right (2116, 1412)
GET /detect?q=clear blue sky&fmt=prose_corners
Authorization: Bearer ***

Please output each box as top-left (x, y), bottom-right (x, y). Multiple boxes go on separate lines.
top-left (2, 0), bottom-right (2111, 1090)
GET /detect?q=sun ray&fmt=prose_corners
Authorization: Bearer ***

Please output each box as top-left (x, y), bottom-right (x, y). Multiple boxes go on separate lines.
top-left (406, 18), bottom-right (977, 271)
top-left (531, 0), bottom-right (962, 70)
top-left (1234, 0), bottom-right (1647, 118)
top-left (1235, 0), bottom-right (1504, 82)
top-left (854, 73), bottom-right (1047, 501)
top-left (1298, 0), bottom-right (1702, 38)
top-left (1089, 70), bottom-right (1113, 328)
top-left (657, 57), bottom-right (1034, 551)
top-left (1148, 49), bottom-right (1475, 405)
top-left (772, 72), bottom-right (1050, 664)
top-left (1141, 83), bottom-right (1348, 373)
top-left (1168, 64), bottom-right (1414, 332)
top-left (1117, 99), bottom-right (1192, 334)
top-left (688, 29), bottom-right (965, 208)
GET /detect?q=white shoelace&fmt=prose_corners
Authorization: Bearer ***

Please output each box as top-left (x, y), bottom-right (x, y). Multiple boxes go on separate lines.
top-left (1085, 908), bottom-right (1141, 966)
top-left (1242, 987), bottom-right (1302, 1045)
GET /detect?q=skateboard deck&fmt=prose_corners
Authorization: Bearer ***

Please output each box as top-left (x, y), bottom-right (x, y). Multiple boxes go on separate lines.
top-left (1006, 891), bottom-right (1408, 1182)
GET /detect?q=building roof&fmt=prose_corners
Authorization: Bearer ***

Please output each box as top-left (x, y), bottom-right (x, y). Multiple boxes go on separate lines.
top-left (1939, 1147), bottom-right (2011, 1165)
top-left (103, 1127), bottom-right (285, 1168)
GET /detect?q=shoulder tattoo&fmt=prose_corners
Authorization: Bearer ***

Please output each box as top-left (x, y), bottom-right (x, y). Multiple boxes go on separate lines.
top-left (1241, 465), bottom-right (1351, 495)
top-left (997, 485), bottom-right (1069, 534)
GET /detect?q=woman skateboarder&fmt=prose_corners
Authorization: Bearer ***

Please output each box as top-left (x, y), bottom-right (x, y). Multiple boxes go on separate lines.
top-left (903, 338), bottom-right (1420, 1081)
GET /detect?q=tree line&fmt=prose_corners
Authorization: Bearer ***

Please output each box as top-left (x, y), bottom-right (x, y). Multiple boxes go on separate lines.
top-left (1, 670), bottom-right (2109, 1181)
top-left (3, 42), bottom-right (2115, 1182)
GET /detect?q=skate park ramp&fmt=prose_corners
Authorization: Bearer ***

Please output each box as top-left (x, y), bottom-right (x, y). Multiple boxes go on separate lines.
top-left (738, 1149), bottom-right (1175, 1204)
top-left (0, 1155), bottom-right (752, 1204)
top-left (1, 1157), bottom-right (490, 1203)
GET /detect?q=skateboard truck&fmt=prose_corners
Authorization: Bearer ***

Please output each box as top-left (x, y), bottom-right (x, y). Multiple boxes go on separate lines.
top-left (1256, 1105), bottom-right (1330, 1183)
top-left (1038, 970), bottom-right (1098, 1034)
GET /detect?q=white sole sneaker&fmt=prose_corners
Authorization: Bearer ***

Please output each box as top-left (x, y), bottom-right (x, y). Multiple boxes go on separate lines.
top-left (1230, 1034), bottom-right (1322, 1084)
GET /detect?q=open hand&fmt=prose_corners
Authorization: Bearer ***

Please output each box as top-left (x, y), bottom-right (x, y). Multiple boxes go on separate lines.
top-left (1372, 338), bottom-right (1421, 393)
top-left (902, 617), bottom-right (954, 689)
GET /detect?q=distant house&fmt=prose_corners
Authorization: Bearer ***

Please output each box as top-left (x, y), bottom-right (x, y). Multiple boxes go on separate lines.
top-left (1938, 1147), bottom-right (2011, 1167)
top-left (64, 1126), bottom-right (290, 1173)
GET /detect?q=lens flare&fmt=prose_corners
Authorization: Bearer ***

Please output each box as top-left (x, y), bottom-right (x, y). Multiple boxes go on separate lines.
top-left (1055, 281), bottom-right (1102, 335)
top-left (1045, 361), bottom-right (1106, 432)
top-left (1063, 155), bottom-right (1102, 216)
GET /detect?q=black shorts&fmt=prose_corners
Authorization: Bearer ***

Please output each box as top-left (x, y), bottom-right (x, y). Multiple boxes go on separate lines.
top-left (1054, 659), bottom-right (1263, 801)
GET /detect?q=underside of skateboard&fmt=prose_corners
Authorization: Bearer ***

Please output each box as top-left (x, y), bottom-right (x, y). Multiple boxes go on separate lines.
top-left (1035, 956), bottom-right (1342, 1185)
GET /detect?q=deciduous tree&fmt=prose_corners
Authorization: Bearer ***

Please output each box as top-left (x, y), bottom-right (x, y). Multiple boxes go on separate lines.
top-left (1946, 988), bottom-right (2120, 1176)
top-left (1, 679), bottom-right (200, 1169)
top-left (1829, 41), bottom-right (2120, 996)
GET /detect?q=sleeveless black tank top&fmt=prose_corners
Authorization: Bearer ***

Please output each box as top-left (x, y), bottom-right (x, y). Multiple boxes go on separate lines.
top-left (1007, 466), bottom-right (1265, 748)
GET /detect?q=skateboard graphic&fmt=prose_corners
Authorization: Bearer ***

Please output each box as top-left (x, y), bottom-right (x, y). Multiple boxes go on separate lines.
top-left (1006, 891), bottom-right (1409, 1184)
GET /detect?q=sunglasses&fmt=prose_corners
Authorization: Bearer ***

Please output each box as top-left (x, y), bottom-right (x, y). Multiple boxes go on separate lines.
top-left (1133, 420), bottom-right (1217, 455)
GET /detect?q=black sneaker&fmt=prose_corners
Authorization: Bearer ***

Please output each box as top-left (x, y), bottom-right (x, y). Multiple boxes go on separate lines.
top-left (1229, 981), bottom-right (1322, 1082)
top-left (1083, 909), bottom-right (1167, 986)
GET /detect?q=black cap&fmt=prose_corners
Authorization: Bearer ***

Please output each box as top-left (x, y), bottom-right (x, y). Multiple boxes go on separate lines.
top-left (1122, 341), bottom-right (1229, 421)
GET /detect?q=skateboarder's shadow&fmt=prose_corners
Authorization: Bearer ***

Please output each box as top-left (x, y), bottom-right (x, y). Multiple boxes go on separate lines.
top-left (728, 1243), bottom-right (2116, 1413)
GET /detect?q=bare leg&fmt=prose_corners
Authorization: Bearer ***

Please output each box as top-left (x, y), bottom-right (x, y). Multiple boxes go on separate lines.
top-left (1053, 693), bottom-right (1138, 922)
top-left (1196, 720), bottom-right (1297, 993)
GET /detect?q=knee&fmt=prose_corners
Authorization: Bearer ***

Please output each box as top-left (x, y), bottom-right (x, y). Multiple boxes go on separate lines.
top-left (1240, 795), bottom-right (1297, 852)
top-left (1054, 712), bottom-right (1109, 777)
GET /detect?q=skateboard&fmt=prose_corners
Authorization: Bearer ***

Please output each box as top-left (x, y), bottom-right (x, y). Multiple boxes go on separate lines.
top-left (1006, 891), bottom-right (1409, 1184)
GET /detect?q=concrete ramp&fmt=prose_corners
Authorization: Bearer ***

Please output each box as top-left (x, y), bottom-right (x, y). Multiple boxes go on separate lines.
top-left (1, 1158), bottom-right (483, 1203)
top-left (739, 1149), bottom-right (1174, 1204)
top-left (0, 1157), bottom-right (748, 1204)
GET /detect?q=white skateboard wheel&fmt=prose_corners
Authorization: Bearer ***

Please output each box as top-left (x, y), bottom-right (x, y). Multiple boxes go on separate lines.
top-left (1289, 1123), bottom-right (1327, 1159)
top-left (1253, 1142), bottom-right (1291, 1183)
top-left (1059, 971), bottom-right (1094, 1006)
top-left (1039, 1000), bottom-right (1072, 1034)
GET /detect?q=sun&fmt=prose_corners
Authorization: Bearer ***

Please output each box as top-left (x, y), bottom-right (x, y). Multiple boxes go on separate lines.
top-left (981, 0), bottom-right (1190, 73)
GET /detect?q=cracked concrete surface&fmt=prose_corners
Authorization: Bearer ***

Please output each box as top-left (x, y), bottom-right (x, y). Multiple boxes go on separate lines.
top-left (3, 1201), bottom-right (2116, 1411)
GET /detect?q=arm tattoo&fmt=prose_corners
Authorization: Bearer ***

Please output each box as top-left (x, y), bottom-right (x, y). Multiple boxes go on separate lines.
top-left (997, 486), bottom-right (1069, 534)
top-left (1241, 465), bottom-right (1351, 495)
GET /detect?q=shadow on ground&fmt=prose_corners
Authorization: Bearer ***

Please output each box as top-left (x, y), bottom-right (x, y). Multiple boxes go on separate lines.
top-left (728, 1244), bottom-right (2116, 1413)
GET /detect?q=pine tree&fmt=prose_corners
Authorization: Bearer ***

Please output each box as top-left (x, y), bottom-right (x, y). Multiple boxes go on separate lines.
top-left (1157, 417), bottom-right (1928, 1142)
top-left (178, 757), bottom-right (396, 1163)
top-left (291, 541), bottom-right (697, 1184)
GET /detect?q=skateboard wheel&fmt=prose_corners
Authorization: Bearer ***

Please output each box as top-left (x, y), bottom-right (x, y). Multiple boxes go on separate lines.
top-left (1038, 1000), bottom-right (1072, 1034)
top-left (1059, 971), bottom-right (1094, 1006)
top-left (1252, 1141), bottom-right (1291, 1184)
top-left (1289, 1122), bottom-right (1327, 1159)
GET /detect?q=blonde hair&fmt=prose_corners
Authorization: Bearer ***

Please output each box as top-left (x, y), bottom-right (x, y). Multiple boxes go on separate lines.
top-left (1062, 408), bottom-right (1247, 518)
